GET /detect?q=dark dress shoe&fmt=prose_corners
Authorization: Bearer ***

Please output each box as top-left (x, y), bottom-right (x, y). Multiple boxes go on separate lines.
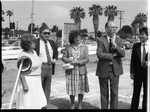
top-left (41, 106), bottom-right (47, 109)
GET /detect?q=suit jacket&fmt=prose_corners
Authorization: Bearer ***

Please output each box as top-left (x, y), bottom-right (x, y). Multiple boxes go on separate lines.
top-left (130, 42), bottom-right (147, 76)
top-left (62, 44), bottom-right (89, 75)
top-left (34, 38), bottom-right (58, 75)
top-left (96, 35), bottom-right (125, 78)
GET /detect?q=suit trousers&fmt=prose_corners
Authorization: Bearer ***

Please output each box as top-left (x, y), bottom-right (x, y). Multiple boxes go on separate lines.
top-left (41, 63), bottom-right (52, 104)
top-left (131, 68), bottom-right (147, 110)
top-left (98, 65), bottom-right (119, 109)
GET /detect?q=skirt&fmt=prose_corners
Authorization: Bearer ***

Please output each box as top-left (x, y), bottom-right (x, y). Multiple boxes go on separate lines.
top-left (16, 75), bottom-right (47, 109)
top-left (65, 67), bottom-right (89, 96)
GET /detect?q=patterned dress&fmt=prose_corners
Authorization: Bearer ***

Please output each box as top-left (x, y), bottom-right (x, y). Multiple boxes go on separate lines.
top-left (65, 44), bottom-right (89, 96)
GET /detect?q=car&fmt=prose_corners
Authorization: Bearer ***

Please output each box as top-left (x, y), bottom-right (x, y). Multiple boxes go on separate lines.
top-left (11, 40), bottom-right (21, 46)
top-left (2, 44), bottom-right (22, 60)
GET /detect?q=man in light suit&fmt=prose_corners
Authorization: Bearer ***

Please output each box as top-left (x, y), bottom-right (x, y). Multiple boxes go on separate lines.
top-left (130, 27), bottom-right (148, 110)
top-left (34, 25), bottom-right (58, 107)
top-left (96, 21), bottom-right (125, 109)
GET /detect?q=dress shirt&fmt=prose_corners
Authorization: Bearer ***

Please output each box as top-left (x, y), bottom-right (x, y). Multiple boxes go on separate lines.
top-left (107, 34), bottom-right (116, 65)
top-left (107, 34), bottom-right (116, 48)
top-left (141, 40), bottom-right (148, 65)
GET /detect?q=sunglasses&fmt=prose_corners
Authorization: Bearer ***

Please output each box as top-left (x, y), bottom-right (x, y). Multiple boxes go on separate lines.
top-left (108, 26), bottom-right (118, 29)
top-left (43, 32), bottom-right (50, 35)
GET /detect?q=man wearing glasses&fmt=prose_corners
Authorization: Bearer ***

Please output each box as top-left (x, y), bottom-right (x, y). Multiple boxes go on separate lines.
top-left (35, 25), bottom-right (58, 108)
top-left (96, 21), bottom-right (125, 109)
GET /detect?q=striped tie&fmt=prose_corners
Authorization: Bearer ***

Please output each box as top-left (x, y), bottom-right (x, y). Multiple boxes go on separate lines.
top-left (44, 41), bottom-right (51, 65)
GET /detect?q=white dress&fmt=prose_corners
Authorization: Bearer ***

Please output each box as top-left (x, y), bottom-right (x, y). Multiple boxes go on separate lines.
top-left (16, 50), bottom-right (47, 109)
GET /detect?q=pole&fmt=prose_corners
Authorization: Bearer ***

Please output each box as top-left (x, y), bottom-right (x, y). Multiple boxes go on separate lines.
top-left (12, 9), bottom-right (15, 37)
top-left (8, 59), bottom-right (24, 109)
top-left (31, 0), bottom-right (34, 35)
top-left (16, 21), bottom-right (18, 31)
top-left (117, 10), bottom-right (125, 30)
top-left (62, 25), bottom-right (64, 47)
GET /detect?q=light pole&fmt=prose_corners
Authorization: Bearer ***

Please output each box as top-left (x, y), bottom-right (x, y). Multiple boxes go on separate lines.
top-left (31, 0), bottom-right (34, 35)
top-left (117, 10), bottom-right (125, 30)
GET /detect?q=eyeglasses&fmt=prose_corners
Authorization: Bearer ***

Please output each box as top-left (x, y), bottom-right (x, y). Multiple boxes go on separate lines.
top-left (108, 26), bottom-right (118, 29)
top-left (43, 32), bottom-right (50, 35)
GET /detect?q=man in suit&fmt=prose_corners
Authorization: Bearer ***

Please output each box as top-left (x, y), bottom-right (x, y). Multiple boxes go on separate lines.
top-left (130, 27), bottom-right (148, 110)
top-left (35, 25), bottom-right (58, 106)
top-left (96, 21), bottom-right (125, 109)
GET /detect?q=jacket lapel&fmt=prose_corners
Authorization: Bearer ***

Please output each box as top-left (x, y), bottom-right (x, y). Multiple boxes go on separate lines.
top-left (35, 38), bottom-right (40, 56)
top-left (79, 44), bottom-right (84, 60)
top-left (137, 42), bottom-right (141, 61)
top-left (103, 35), bottom-right (109, 52)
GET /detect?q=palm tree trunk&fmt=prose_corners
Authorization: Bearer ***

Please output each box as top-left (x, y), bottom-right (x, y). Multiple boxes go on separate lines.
top-left (9, 16), bottom-right (11, 28)
top-left (139, 22), bottom-right (144, 31)
top-left (94, 29), bottom-right (97, 40)
top-left (93, 15), bottom-right (99, 40)
top-left (108, 15), bottom-right (114, 21)
top-left (75, 17), bottom-right (81, 30)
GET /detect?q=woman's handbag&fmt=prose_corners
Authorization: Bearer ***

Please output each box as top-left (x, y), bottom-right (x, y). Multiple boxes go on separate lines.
top-left (62, 63), bottom-right (74, 70)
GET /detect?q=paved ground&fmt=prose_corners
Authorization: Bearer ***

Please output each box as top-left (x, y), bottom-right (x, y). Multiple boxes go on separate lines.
top-left (1, 50), bottom-right (143, 109)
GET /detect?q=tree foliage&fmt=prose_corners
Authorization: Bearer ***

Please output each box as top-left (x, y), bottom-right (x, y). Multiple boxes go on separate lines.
top-left (70, 7), bottom-right (85, 30)
top-left (39, 23), bottom-right (49, 32)
top-left (104, 5), bottom-right (118, 21)
top-left (2, 27), bottom-right (10, 39)
top-left (56, 30), bottom-right (62, 37)
top-left (89, 4), bottom-right (103, 40)
top-left (134, 13), bottom-right (147, 31)
top-left (6, 10), bottom-right (13, 26)
top-left (1, 10), bottom-right (5, 22)
top-left (80, 28), bottom-right (88, 34)
top-left (51, 25), bottom-right (59, 32)
top-left (28, 23), bottom-right (37, 32)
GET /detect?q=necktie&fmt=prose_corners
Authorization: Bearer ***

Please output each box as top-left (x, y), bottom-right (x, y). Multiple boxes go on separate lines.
top-left (109, 38), bottom-right (112, 53)
top-left (44, 41), bottom-right (51, 65)
top-left (142, 43), bottom-right (146, 68)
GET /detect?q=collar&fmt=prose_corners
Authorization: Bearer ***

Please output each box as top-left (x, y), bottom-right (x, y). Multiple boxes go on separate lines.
top-left (107, 34), bottom-right (116, 41)
top-left (141, 40), bottom-right (148, 46)
top-left (71, 43), bottom-right (83, 50)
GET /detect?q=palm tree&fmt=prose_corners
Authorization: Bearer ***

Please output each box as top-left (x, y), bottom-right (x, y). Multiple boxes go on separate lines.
top-left (134, 13), bottom-right (147, 30)
top-left (1, 10), bottom-right (5, 22)
top-left (69, 7), bottom-right (85, 30)
top-left (131, 20), bottom-right (138, 36)
top-left (6, 10), bottom-right (13, 28)
top-left (104, 5), bottom-right (118, 21)
top-left (89, 4), bottom-right (103, 39)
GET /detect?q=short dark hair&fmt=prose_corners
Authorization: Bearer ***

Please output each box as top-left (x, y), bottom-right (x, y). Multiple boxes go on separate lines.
top-left (139, 27), bottom-right (148, 36)
top-left (20, 34), bottom-right (35, 52)
top-left (69, 30), bottom-right (81, 44)
top-left (39, 25), bottom-right (50, 34)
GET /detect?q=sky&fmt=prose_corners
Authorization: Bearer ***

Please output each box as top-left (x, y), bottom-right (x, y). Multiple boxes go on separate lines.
top-left (1, 0), bottom-right (148, 32)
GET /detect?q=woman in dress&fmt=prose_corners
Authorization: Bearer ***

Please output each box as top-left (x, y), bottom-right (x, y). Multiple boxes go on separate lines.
top-left (62, 30), bottom-right (89, 109)
top-left (16, 34), bottom-right (47, 109)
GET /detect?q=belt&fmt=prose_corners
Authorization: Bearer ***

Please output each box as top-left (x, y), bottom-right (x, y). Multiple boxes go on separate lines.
top-left (23, 74), bottom-right (41, 76)
top-left (42, 62), bottom-right (52, 66)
